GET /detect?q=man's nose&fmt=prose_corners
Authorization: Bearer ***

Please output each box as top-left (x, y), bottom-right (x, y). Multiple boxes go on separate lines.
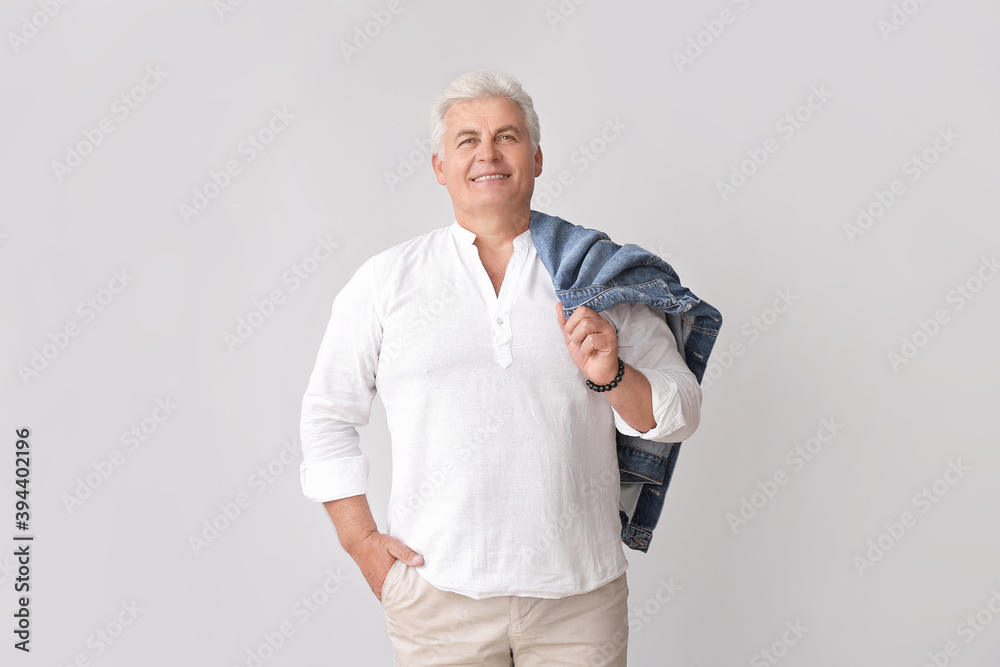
top-left (476, 140), bottom-right (500, 161)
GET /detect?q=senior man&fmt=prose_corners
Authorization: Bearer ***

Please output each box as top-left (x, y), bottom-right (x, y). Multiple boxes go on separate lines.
top-left (299, 70), bottom-right (704, 666)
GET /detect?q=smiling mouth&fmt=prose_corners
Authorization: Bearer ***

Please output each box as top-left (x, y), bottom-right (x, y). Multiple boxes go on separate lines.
top-left (472, 174), bottom-right (510, 182)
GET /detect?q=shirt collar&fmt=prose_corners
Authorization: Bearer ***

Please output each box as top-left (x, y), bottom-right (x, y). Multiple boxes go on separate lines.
top-left (450, 221), bottom-right (533, 250)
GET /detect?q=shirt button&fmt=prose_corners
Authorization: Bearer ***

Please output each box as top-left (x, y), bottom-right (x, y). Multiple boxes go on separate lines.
top-left (496, 317), bottom-right (504, 324)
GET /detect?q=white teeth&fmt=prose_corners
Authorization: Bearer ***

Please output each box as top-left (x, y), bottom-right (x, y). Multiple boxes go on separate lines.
top-left (473, 174), bottom-right (509, 182)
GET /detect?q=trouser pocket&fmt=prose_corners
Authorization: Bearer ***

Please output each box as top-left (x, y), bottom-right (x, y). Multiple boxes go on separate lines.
top-left (380, 559), bottom-right (404, 607)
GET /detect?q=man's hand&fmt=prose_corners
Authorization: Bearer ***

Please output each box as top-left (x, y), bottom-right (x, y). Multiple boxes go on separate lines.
top-left (324, 495), bottom-right (424, 603)
top-left (555, 302), bottom-right (619, 385)
top-left (556, 301), bottom-right (658, 432)
top-left (348, 531), bottom-right (424, 602)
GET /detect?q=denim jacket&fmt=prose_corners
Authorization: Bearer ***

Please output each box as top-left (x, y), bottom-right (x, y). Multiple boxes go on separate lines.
top-left (528, 210), bottom-right (723, 552)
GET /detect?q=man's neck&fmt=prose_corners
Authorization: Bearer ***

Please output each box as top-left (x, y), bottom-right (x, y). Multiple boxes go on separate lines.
top-left (455, 207), bottom-right (531, 254)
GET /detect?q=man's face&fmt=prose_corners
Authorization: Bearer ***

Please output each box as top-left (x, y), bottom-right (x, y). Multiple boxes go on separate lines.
top-left (432, 97), bottom-right (543, 218)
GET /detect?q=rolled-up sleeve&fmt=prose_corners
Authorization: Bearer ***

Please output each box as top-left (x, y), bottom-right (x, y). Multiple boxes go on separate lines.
top-left (299, 256), bottom-right (382, 502)
top-left (599, 302), bottom-right (703, 444)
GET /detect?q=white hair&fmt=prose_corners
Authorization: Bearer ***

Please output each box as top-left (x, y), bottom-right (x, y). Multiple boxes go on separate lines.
top-left (429, 70), bottom-right (541, 157)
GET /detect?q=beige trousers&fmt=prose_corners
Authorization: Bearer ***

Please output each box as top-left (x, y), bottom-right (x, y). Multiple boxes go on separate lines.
top-left (380, 560), bottom-right (629, 666)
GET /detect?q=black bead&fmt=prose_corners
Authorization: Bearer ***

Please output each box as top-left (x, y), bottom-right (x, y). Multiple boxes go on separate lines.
top-left (585, 356), bottom-right (625, 393)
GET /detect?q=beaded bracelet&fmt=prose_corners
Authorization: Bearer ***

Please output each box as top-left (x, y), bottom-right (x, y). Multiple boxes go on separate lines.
top-left (585, 357), bottom-right (625, 393)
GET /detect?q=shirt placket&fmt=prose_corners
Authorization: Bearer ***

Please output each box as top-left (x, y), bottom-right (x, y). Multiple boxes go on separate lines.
top-left (491, 245), bottom-right (525, 369)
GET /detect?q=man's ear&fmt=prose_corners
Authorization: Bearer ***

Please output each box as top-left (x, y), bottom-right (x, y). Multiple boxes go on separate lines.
top-left (534, 145), bottom-right (543, 177)
top-left (432, 153), bottom-right (447, 185)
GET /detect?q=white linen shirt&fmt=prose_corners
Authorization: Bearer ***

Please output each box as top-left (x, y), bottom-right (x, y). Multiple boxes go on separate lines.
top-left (299, 220), bottom-right (702, 600)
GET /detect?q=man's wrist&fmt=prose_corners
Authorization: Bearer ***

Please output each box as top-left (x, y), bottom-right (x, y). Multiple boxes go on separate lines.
top-left (586, 357), bottom-right (625, 392)
top-left (602, 362), bottom-right (636, 397)
top-left (602, 364), bottom-right (657, 432)
top-left (342, 528), bottom-right (379, 558)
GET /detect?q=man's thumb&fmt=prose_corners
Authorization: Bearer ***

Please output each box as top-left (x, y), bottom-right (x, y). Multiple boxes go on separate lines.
top-left (392, 542), bottom-right (424, 566)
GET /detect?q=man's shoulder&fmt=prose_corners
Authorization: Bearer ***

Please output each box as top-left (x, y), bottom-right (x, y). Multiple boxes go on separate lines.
top-left (360, 223), bottom-right (453, 275)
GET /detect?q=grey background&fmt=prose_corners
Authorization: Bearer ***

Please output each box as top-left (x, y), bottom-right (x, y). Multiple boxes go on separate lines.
top-left (2, 0), bottom-right (999, 665)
